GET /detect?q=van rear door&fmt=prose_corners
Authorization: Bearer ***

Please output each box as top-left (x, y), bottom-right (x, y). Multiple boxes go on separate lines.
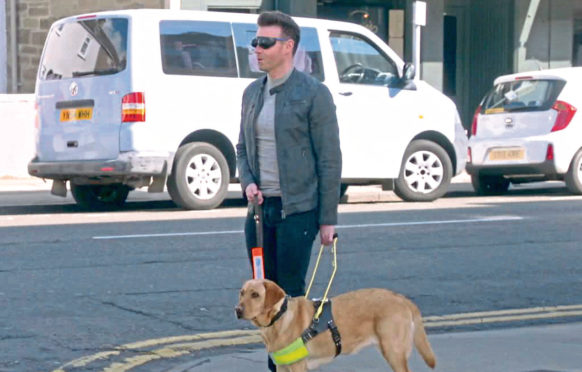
top-left (36, 16), bottom-right (130, 162)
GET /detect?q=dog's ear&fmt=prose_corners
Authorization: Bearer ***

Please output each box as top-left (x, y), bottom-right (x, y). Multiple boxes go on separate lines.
top-left (262, 280), bottom-right (285, 313)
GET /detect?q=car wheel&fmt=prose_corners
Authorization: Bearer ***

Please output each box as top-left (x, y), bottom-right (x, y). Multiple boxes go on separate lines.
top-left (70, 183), bottom-right (130, 210)
top-left (167, 142), bottom-right (229, 210)
top-left (565, 148), bottom-right (582, 194)
top-left (394, 140), bottom-right (453, 202)
top-left (471, 174), bottom-right (510, 195)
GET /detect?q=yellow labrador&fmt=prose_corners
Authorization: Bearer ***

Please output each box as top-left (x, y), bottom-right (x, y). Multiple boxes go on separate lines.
top-left (236, 279), bottom-right (436, 372)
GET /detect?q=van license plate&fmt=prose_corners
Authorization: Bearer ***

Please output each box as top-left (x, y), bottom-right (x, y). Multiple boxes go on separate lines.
top-left (60, 107), bottom-right (93, 122)
top-left (488, 148), bottom-right (525, 161)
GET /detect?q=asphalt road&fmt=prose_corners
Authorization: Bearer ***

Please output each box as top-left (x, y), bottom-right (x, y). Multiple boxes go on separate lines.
top-left (1, 182), bottom-right (581, 371)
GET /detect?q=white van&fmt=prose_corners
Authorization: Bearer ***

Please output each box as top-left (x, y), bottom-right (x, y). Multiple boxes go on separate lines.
top-left (28, 9), bottom-right (467, 209)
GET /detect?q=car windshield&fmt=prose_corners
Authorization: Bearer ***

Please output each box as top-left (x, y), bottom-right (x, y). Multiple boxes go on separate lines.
top-left (481, 79), bottom-right (565, 114)
top-left (40, 17), bottom-right (128, 80)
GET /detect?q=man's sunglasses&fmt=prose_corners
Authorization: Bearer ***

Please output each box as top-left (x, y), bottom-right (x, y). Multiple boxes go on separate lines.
top-left (251, 36), bottom-right (290, 49)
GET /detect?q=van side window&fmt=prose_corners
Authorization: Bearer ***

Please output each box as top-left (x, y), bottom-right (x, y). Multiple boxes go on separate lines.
top-left (330, 31), bottom-right (398, 86)
top-left (232, 23), bottom-right (324, 81)
top-left (160, 21), bottom-right (237, 77)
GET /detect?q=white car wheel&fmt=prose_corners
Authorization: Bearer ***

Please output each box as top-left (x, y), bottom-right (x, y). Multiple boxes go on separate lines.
top-left (565, 149), bottom-right (582, 194)
top-left (394, 140), bottom-right (452, 202)
top-left (184, 153), bottom-right (223, 200)
top-left (167, 142), bottom-right (229, 209)
top-left (403, 151), bottom-right (444, 193)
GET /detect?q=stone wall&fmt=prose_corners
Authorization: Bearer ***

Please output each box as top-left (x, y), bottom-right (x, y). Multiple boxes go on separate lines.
top-left (6, 0), bottom-right (165, 93)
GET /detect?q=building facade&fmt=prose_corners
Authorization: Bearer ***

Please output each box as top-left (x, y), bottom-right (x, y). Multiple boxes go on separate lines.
top-left (2, 0), bottom-right (582, 129)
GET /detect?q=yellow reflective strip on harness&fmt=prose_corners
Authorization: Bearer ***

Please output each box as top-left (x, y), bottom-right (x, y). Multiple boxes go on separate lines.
top-left (270, 337), bottom-right (309, 365)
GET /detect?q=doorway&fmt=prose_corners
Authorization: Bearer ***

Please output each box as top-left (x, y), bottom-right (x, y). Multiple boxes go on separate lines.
top-left (443, 4), bottom-right (470, 130)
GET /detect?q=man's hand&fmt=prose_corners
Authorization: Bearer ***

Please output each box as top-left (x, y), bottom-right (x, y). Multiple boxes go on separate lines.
top-left (320, 225), bottom-right (335, 246)
top-left (245, 183), bottom-right (264, 205)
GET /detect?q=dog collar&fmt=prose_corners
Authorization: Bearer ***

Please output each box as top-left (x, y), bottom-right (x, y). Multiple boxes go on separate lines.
top-left (265, 296), bottom-right (289, 327)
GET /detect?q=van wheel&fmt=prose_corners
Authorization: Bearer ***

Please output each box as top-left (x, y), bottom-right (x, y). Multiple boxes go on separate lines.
top-left (70, 183), bottom-right (130, 210)
top-left (565, 149), bottom-right (582, 194)
top-left (167, 142), bottom-right (229, 210)
top-left (471, 174), bottom-right (510, 195)
top-left (394, 140), bottom-right (452, 202)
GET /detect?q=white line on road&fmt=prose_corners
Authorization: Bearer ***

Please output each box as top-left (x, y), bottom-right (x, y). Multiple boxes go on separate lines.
top-left (92, 215), bottom-right (523, 240)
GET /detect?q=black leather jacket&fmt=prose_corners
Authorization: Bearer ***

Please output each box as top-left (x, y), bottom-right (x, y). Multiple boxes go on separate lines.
top-left (236, 69), bottom-right (342, 225)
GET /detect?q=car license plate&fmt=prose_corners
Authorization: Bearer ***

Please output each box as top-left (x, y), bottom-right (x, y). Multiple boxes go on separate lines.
top-left (488, 148), bottom-right (525, 161)
top-left (60, 107), bottom-right (93, 122)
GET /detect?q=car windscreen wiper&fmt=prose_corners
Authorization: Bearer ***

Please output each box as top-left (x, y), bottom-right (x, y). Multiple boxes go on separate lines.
top-left (72, 68), bottom-right (121, 77)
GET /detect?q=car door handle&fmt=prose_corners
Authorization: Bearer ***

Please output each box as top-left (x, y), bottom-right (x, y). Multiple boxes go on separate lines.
top-left (338, 91), bottom-right (353, 96)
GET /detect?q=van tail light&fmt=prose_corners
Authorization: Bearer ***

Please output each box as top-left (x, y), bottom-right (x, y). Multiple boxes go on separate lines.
top-left (546, 144), bottom-right (554, 161)
top-left (467, 147), bottom-right (472, 163)
top-left (122, 92), bottom-right (145, 122)
top-left (551, 100), bottom-right (576, 132)
top-left (471, 105), bottom-right (481, 136)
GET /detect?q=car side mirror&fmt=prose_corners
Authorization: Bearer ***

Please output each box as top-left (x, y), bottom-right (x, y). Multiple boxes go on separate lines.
top-left (402, 62), bottom-right (416, 81)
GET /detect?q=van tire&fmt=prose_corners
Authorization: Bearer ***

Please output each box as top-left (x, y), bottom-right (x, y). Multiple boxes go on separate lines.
top-left (394, 140), bottom-right (452, 202)
top-left (168, 142), bottom-right (229, 210)
top-left (565, 149), bottom-right (582, 194)
top-left (70, 183), bottom-right (130, 210)
top-left (471, 174), bottom-right (510, 195)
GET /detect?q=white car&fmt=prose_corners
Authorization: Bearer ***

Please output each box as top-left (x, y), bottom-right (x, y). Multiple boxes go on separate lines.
top-left (28, 9), bottom-right (467, 209)
top-left (467, 67), bottom-right (582, 195)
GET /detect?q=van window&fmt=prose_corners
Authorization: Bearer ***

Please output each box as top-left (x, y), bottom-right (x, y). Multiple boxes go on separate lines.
top-left (39, 18), bottom-right (128, 80)
top-left (481, 79), bottom-right (566, 114)
top-left (330, 31), bottom-right (398, 86)
top-left (232, 23), bottom-right (324, 81)
top-left (160, 21), bottom-right (237, 77)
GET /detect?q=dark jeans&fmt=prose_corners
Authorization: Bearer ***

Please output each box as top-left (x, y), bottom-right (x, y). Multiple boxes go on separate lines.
top-left (244, 197), bottom-right (318, 372)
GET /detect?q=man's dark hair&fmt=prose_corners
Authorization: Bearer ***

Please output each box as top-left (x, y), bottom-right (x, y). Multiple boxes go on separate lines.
top-left (257, 11), bottom-right (300, 55)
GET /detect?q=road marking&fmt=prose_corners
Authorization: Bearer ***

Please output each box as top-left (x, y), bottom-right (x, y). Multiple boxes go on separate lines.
top-left (92, 215), bottom-right (523, 240)
top-left (336, 215), bottom-right (523, 230)
top-left (53, 303), bottom-right (581, 372)
top-left (423, 304), bottom-right (582, 327)
top-left (93, 229), bottom-right (242, 240)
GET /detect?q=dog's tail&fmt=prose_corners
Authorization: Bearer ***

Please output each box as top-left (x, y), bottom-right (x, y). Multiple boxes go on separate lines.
top-left (412, 305), bottom-right (436, 368)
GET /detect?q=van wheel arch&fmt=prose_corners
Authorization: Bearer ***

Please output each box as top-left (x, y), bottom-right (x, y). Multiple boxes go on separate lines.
top-left (175, 129), bottom-right (236, 179)
top-left (411, 131), bottom-right (457, 174)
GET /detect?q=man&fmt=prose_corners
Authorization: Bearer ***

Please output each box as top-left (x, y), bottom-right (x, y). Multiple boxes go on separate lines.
top-left (236, 11), bottom-right (341, 368)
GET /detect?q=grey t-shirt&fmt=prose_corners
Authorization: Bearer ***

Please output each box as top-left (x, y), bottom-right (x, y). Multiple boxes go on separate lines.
top-left (256, 69), bottom-right (293, 197)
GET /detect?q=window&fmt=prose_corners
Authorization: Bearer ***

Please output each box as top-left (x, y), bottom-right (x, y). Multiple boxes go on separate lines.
top-left (160, 21), bottom-right (237, 77)
top-left (40, 17), bottom-right (128, 80)
top-left (232, 23), bottom-right (324, 81)
top-left (481, 79), bottom-right (566, 114)
top-left (330, 31), bottom-right (398, 86)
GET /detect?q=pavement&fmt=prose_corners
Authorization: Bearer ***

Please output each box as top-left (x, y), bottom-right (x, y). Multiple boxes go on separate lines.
top-left (180, 322), bottom-right (582, 372)
top-left (0, 172), bottom-right (472, 197)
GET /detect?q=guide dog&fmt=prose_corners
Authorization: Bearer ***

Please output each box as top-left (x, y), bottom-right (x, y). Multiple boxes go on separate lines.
top-left (236, 279), bottom-right (436, 372)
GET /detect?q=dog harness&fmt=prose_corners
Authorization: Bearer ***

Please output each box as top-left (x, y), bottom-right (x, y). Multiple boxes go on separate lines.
top-left (270, 299), bottom-right (342, 366)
